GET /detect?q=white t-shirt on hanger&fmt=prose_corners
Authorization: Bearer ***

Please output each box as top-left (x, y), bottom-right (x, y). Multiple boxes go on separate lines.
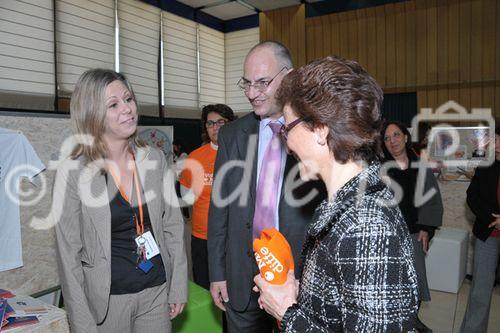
top-left (0, 128), bottom-right (45, 271)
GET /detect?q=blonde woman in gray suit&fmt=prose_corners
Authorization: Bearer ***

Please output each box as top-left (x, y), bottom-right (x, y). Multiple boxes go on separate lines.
top-left (53, 69), bottom-right (187, 333)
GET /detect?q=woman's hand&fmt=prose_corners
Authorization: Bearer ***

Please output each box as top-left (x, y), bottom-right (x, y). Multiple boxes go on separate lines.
top-left (253, 270), bottom-right (298, 321)
top-left (418, 230), bottom-right (429, 254)
top-left (489, 214), bottom-right (500, 230)
top-left (169, 303), bottom-right (185, 319)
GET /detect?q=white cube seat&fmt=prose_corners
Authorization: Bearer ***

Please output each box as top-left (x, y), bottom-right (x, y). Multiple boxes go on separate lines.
top-left (424, 227), bottom-right (469, 293)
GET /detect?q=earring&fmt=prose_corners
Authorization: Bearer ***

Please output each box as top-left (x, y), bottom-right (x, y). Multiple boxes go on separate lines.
top-left (317, 139), bottom-right (326, 146)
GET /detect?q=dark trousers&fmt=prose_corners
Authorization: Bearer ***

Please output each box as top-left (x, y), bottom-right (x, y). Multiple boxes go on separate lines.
top-left (191, 235), bottom-right (228, 332)
top-left (191, 235), bottom-right (210, 290)
top-left (225, 291), bottom-right (278, 333)
top-left (175, 180), bottom-right (190, 219)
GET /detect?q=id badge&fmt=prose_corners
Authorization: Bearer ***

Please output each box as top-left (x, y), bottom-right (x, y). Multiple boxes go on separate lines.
top-left (135, 231), bottom-right (160, 260)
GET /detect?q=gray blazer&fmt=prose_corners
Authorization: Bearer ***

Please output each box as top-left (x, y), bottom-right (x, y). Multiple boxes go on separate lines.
top-left (207, 113), bottom-right (326, 311)
top-left (54, 146), bottom-right (187, 333)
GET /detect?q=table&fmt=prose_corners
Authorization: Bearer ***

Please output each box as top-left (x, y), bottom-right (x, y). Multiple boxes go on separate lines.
top-left (3, 296), bottom-right (69, 333)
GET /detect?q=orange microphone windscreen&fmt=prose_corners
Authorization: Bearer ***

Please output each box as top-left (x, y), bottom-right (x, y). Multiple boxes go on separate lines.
top-left (253, 228), bottom-right (294, 285)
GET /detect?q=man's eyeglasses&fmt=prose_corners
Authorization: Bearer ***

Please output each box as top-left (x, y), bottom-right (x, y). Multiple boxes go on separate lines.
top-left (206, 119), bottom-right (227, 128)
top-left (237, 67), bottom-right (288, 92)
top-left (280, 117), bottom-right (305, 141)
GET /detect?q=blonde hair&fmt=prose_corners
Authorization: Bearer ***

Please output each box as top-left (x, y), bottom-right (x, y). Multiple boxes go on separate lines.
top-left (70, 68), bottom-right (144, 162)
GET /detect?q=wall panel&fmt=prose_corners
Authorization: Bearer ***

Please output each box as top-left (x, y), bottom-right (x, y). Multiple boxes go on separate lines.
top-left (0, 0), bottom-right (54, 110)
top-left (481, 0), bottom-right (496, 112)
top-left (394, 3), bottom-right (406, 88)
top-left (56, 0), bottom-right (114, 94)
top-left (427, 0), bottom-right (438, 88)
top-left (224, 27), bottom-right (259, 113)
top-left (495, 1), bottom-right (500, 117)
top-left (448, 0), bottom-right (460, 105)
top-left (470, 0), bottom-right (483, 113)
top-left (405, 1), bottom-right (417, 88)
top-left (375, 6), bottom-right (387, 86)
top-left (199, 24), bottom-right (225, 107)
top-left (385, 4), bottom-right (396, 88)
top-left (366, 7), bottom-right (378, 81)
top-left (119, 0), bottom-right (160, 116)
top-left (331, 13), bottom-right (341, 57)
top-left (357, 9), bottom-right (368, 71)
top-left (319, 15), bottom-right (330, 58)
top-left (316, 16), bottom-right (325, 58)
top-left (415, 0), bottom-right (427, 89)
top-left (297, 0), bottom-right (498, 117)
top-left (259, 4), bottom-right (306, 67)
top-left (305, 19), bottom-right (315, 62)
top-left (163, 12), bottom-right (197, 110)
top-left (437, 0), bottom-right (448, 87)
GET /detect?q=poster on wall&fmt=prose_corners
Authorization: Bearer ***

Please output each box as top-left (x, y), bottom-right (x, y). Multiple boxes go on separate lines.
top-left (137, 126), bottom-right (174, 164)
top-left (429, 126), bottom-right (491, 162)
top-left (427, 126), bottom-right (493, 181)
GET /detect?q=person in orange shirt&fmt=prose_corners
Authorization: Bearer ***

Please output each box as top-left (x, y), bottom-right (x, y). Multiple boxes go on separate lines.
top-left (179, 104), bottom-right (236, 290)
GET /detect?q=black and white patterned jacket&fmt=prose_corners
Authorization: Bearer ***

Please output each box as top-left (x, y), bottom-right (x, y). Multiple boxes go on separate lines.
top-left (281, 162), bottom-right (418, 333)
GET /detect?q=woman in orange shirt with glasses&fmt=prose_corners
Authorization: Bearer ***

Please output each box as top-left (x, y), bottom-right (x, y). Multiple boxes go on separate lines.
top-left (179, 104), bottom-right (236, 290)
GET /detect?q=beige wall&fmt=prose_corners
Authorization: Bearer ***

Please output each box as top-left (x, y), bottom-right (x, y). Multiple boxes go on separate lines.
top-left (260, 0), bottom-right (499, 117)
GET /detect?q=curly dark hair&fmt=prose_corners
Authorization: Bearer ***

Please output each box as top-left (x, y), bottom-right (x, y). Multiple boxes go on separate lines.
top-left (276, 55), bottom-right (384, 164)
top-left (201, 104), bottom-right (236, 143)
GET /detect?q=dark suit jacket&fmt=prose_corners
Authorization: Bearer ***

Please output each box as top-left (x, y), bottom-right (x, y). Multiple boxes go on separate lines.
top-left (207, 113), bottom-right (326, 311)
top-left (467, 160), bottom-right (500, 241)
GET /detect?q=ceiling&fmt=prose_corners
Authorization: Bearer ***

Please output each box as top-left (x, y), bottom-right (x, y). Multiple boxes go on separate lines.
top-left (176, 0), bottom-right (325, 20)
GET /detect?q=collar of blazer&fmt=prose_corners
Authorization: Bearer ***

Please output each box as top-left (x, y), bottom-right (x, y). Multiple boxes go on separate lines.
top-left (240, 113), bottom-right (260, 134)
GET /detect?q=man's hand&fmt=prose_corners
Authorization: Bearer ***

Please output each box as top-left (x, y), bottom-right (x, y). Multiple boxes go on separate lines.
top-left (417, 230), bottom-right (429, 254)
top-left (210, 281), bottom-right (229, 311)
top-left (489, 214), bottom-right (500, 230)
top-left (168, 303), bottom-right (185, 319)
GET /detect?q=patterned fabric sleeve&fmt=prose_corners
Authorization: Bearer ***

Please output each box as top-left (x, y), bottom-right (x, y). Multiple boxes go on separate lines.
top-left (335, 208), bottom-right (417, 332)
top-left (281, 303), bottom-right (334, 333)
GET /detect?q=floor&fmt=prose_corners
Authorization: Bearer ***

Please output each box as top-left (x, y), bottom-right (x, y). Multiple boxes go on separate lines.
top-left (420, 280), bottom-right (500, 333)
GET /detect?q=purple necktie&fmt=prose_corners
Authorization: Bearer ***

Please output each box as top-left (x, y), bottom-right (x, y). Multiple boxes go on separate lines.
top-left (253, 122), bottom-right (283, 239)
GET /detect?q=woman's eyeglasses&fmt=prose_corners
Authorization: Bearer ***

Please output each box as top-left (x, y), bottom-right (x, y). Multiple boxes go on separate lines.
top-left (383, 131), bottom-right (403, 142)
top-left (280, 117), bottom-right (305, 141)
top-left (206, 119), bottom-right (227, 128)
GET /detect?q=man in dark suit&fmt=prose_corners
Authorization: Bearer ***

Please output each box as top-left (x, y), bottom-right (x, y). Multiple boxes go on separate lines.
top-left (207, 41), bottom-right (326, 332)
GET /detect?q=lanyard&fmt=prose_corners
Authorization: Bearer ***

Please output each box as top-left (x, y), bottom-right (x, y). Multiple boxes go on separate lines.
top-left (108, 162), bottom-right (144, 236)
